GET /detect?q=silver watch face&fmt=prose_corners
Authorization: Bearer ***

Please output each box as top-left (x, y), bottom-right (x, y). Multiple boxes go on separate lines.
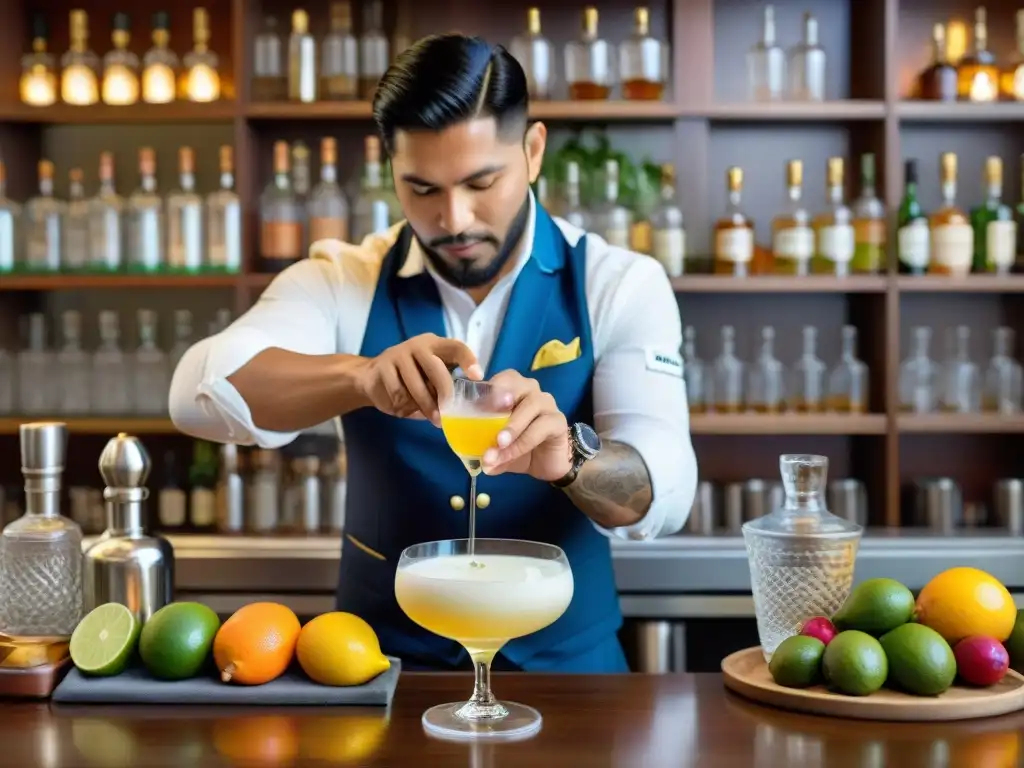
top-left (573, 423), bottom-right (601, 460)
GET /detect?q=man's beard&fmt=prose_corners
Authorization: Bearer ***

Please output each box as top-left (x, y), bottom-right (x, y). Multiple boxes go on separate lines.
top-left (416, 195), bottom-right (531, 289)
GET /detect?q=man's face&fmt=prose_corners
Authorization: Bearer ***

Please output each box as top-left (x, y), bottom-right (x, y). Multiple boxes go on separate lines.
top-left (389, 117), bottom-right (546, 289)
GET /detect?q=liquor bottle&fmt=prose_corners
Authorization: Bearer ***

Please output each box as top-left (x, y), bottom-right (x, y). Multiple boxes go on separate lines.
top-left (141, 12), bottom-right (179, 104)
top-left (168, 309), bottom-right (194, 373)
top-left (158, 450), bottom-right (187, 530)
top-left (101, 12), bottom-right (140, 105)
top-left (851, 154), bottom-right (886, 274)
top-left (957, 7), bottom-right (999, 102)
top-left (593, 160), bottom-right (632, 249)
top-left (89, 152), bottom-right (125, 273)
top-left (0, 423), bottom-right (83, 641)
top-left (650, 164), bottom-right (685, 277)
top-left (91, 311), bottom-right (132, 414)
top-left (619, 7), bottom-right (668, 101)
top-left (1001, 11), bottom-right (1024, 101)
top-left (359, 1), bottom-right (390, 100)
top-left (252, 16), bottom-right (285, 101)
top-left (928, 152), bottom-right (972, 277)
top-left (182, 8), bottom-right (221, 102)
top-left (746, 326), bottom-right (786, 413)
top-left (811, 157), bottom-right (855, 276)
top-left (0, 162), bottom-right (21, 274)
top-left (260, 141), bottom-right (303, 271)
top-left (292, 141), bottom-right (312, 252)
top-left (771, 160), bottom-right (813, 276)
top-left (983, 327), bottom-right (1023, 414)
top-left (321, 2), bottom-right (358, 101)
top-left (897, 159), bottom-right (929, 275)
top-left (189, 441), bottom-right (219, 532)
top-left (61, 10), bottom-right (100, 106)
top-left (134, 309), bottom-right (170, 415)
top-left (682, 326), bottom-right (708, 414)
top-left (287, 9), bottom-right (317, 103)
top-left (167, 147), bottom-right (204, 273)
top-left (206, 146), bottom-right (241, 273)
top-left (788, 13), bottom-right (826, 101)
top-left (127, 148), bottom-right (165, 273)
top-left (352, 136), bottom-right (400, 241)
top-left (55, 311), bottom-right (90, 415)
top-left (17, 314), bottom-right (53, 415)
top-left (714, 167), bottom-right (755, 277)
top-left (64, 168), bottom-right (90, 271)
top-left (969, 156), bottom-right (1016, 275)
top-left (790, 326), bottom-right (826, 412)
top-left (712, 325), bottom-right (745, 413)
top-left (565, 7), bottom-right (614, 100)
top-left (898, 326), bottom-right (939, 413)
top-left (309, 138), bottom-right (350, 243)
top-left (747, 5), bottom-right (785, 102)
top-left (827, 326), bottom-right (869, 413)
top-left (24, 160), bottom-right (63, 273)
top-left (917, 23), bottom-right (957, 101)
top-left (557, 161), bottom-right (590, 231)
top-left (510, 8), bottom-right (554, 100)
top-left (19, 13), bottom-right (57, 107)
top-left (939, 326), bottom-right (980, 413)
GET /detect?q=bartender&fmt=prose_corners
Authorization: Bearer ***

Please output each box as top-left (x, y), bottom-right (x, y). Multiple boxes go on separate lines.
top-left (169, 33), bottom-right (697, 674)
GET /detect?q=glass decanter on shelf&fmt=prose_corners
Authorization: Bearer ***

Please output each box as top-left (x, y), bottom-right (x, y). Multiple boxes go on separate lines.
top-left (790, 326), bottom-right (826, 412)
top-left (743, 454), bottom-right (862, 661)
top-left (746, 326), bottom-right (786, 413)
top-left (827, 325), bottom-right (869, 413)
top-left (747, 4), bottom-right (785, 101)
top-left (682, 326), bottom-right (708, 414)
top-left (983, 327), bottom-right (1024, 414)
top-left (899, 326), bottom-right (939, 413)
top-left (712, 325), bottom-right (744, 413)
top-left (939, 325), bottom-right (980, 413)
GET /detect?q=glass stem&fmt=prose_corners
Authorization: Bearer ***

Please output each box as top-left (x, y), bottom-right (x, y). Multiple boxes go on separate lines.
top-left (469, 658), bottom-right (496, 706)
top-left (468, 472), bottom-right (478, 558)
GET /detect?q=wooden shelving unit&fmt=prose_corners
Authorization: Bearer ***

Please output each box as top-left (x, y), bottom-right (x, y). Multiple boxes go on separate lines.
top-left (0, 418), bottom-right (180, 436)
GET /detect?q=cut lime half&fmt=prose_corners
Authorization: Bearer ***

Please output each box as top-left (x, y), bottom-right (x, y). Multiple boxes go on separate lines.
top-left (70, 603), bottom-right (140, 677)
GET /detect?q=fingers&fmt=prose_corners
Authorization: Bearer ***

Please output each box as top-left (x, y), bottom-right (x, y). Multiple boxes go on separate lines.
top-left (414, 347), bottom-right (455, 414)
top-left (432, 338), bottom-right (483, 380)
top-left (396, 355), bottom-right (439, 426)
top-left (488, 370), bottom-right (536, 412)
top-left (494, 389), bottom-right (547, 449)
top-left (485, 412), bottom-right (566, 472)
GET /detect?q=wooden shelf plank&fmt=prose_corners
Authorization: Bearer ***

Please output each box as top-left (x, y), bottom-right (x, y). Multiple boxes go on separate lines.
top-left (0, 102), bottom-right (238, 124)
top-left (896, 275), bottom-right (1024, 293)
top-left (0, 274), bottom-right (241, 290)
top-left (697, 101), bottom-right (886, 121)
top-left (898, 414), bottom-right (1024, 434)
top-left (897, 101), bottom-right (1024, 122)
top-left (247, 100), bottom-right (681, 121)
top-left (0, 418), bottom-right (180, 436)
top-left (690, 413), bottom-right (887, 435)
top-left (670, 275), bottom-right (888, 293)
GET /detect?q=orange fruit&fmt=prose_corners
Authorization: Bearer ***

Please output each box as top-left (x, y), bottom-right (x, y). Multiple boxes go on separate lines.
top-left (212, 716), bottom-right (299, 766)
top-left (213, 602), bottom-right (301, 685)
top-left (915, 567), bottom-right (1016, 644)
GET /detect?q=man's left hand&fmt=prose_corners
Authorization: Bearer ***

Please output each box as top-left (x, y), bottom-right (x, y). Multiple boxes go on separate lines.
top-left (480, 370), bottom-right (572, 482)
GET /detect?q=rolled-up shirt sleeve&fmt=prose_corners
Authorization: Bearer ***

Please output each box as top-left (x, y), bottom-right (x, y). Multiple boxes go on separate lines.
top-left (168, 257), bottom-right (344, 449)
top-left (589, 254), bottom-right (698, 541)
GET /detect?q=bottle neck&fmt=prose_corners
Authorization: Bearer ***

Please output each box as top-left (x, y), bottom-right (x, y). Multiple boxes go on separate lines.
top-left (25, 471), bottom-right (61, 518)
top-left (104, 487), bottom-right (147, 534)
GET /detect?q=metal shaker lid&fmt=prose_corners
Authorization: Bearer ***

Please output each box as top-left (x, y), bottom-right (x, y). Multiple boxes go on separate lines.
top-left (99, 433), bottom-right (151, 489)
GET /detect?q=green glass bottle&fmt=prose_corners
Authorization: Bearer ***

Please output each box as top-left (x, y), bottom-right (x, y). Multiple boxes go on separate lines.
top-left (896, 159), bottom-right (929, 275)
top-left (969, 155), bottom-right (1016, 274)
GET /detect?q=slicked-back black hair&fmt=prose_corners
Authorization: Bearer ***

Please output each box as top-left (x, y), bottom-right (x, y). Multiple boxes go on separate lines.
top-left (372, 34), bottom-right (529, 154)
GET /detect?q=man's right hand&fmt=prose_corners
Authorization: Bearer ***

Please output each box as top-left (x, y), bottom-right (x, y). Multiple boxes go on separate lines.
top-left (355, 333), bottom-right (483, 425)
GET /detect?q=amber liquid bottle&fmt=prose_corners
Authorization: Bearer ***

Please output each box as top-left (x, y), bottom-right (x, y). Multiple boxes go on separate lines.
top-left (928, 152), bottom-right (973, 277)
top-left (620, 7), bottom-right (667, 101)
top-left (566, 7), bottom-right (613, 100)
top-left (771, 160), bottom-right (813, 276)
top-left (917, 23), bottom-right (957, 100)
top-left (713, 167), bottom-right (755, 277)
top-left (957, 7), bottom-right (999, 102)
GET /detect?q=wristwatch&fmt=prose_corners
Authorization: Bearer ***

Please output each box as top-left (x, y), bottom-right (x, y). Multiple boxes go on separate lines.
top-left (551, 423), bottom-right (602, 488)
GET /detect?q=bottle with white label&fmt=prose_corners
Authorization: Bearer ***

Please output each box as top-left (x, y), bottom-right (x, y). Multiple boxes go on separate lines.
top-left (928, 152), bottom-right (973, 277)
top-left (0, 161), bottom-right (20, 275)
top-left (897, 159), bottom-right (929, 275)
top-left (969, 155), bottom-right (1016, 274)
top-left (771, 159), bottom-right (813, 275)
top-left (714, 167), bottom-right (755, 277)
top-left (127, 147), bottom-right (165, 273)
top-left (650, 164), bottom-right (685, 277)
top-left (811, 157), bottom-right (855, 276)
top-left (593, 159), bottom-right (633, 250)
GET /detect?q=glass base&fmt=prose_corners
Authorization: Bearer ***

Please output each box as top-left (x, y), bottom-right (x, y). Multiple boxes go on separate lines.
top-left (422, 700), bottom-right (542, 741)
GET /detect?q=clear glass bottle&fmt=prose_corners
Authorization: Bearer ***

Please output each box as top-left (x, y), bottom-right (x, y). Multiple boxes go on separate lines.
top-left (556, 160), bottom-right (590, 230)
top-left (55, 311), bottom-right (90, 415)
top-left (91, 311), bottom-right (131, 415)
top-left (851, 154), bottom-right (886, 274)
top-left (650, 164), bottom-right (685, 277)
top-left (64, 168), bottom-right (90, 272)
top-left (359, 0), bottom-right (389, 100)
top-left (827, 325), bottom-right (869, 413)
top-left (182, 8), bottom-right (221, 102)
top-left (25, 160), bottom-right (63, 273)
top-left (899, 326), bottom-right (939, 413)
top-left (260, 141), bottom-right (304, 271)
top-left (61, 10), bottom-right (100, 106)
top-left (746, 326), bottom-right (786, 413)
top-left (101, 12), bottom-right (140, 106)
top-left (352, 136), bottom-right (400, 241)
top-left (168, 309), bottom-right (194, 373)
top-left (167, 147), bottom-right (204, 273)
top-left (747, 4), bottom-right (785, 102)
top-left (593, 160), bottom-right (632, 249)
top-left (20, 13), bottom-right (57, 107)
top-left (970, 155), bottom-right (1016, 274)
top-left (565, 7), bottom-right (614, 100)
top-left (743, 454), bottom-right (862, 661)
top-left (308, 137), bottom-right (349, 243)
top-left (713, 325), bottom-right (745, 413)
top-left (141, 11), bottom-right (179, 104)
top-left (252, 16), bottom-right (285, 101)
top-left (17, 314), bottom-right (52, 415)
top-left (928, 152), bottom-right (973, 277)
top-left (619, 7), bottom-right (668, 101)
top-left (206, 145), bottom-right (241, 273)
top-left (682, 326), bottom-right (708, 414)
top-left (790, 326), bottom-right (826, 412)
top-left (0, 161), bottom-right (18, 275)
top-left (713, 167), bottom-right (755, 277)
top-left (511, 8), bottom-right (554, 100)
top-left (771, 159), bottom-right (813, 276)
top-left (321, 2), bottom-right (358, 101)
top-left (127, 147), bottom-right (164, 273)
top-left (983, 327), bottom-right (1024, 414)
top-left (939, 325), bottom-right (981, 413)
top-left (958, 7), bottom-right (999, 102)
top-left (288, 9), bottom-right (317, 103)
top-left (811, 157), bottom-right (855, 276)
top-left (134, 309), bottom-right (170, 415)
top-left (89, 152), bottom-right (124, 273)
top-left (788, 12), bottom-right (826, 101)
top-left (0, 422), bottom-right (84, 641)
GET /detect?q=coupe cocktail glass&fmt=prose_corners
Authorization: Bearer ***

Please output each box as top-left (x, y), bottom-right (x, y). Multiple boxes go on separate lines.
top-left (395, 538), bottom-right (574, 740)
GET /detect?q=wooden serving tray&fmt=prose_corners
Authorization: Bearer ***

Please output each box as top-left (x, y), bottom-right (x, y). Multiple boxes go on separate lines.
top-left (722, 646), bottom-right (1024, 722)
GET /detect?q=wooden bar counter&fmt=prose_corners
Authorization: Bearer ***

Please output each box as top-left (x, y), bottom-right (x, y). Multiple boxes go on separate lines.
top-left (4, 672), bottom-right (1024, 766)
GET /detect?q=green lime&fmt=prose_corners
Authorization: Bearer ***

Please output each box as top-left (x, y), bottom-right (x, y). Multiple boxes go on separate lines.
top-left (769, 635), bottom-right (825, 688)
top-left (70, 603), bottom-right (140, 677)
top-left (878, 623), bottom-right (957, 695)
top-left (822, 630), bottom-right (889, 696)
top-left (139, 602), bottom-right (221, 681)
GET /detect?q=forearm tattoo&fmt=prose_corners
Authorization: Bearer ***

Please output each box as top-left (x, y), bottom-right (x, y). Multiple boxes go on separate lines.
top-left (562, 440), bottom-right (653, 528)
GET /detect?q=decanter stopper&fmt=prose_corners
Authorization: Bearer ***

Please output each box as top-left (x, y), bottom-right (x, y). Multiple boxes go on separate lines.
top-left (20, 421), bottom-right (67, 488)
top-left (99, 432), bottom-right (151, 490)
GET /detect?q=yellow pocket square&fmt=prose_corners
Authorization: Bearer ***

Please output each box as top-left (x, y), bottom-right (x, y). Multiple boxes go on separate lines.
top-left (531, 337), bottom-right (582, 371)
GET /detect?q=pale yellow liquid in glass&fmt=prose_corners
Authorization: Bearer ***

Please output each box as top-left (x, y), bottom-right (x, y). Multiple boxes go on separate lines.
top-left (440, 413), bottom-right (510, 462)
top-left (395, 554), bottom-right (574, 659)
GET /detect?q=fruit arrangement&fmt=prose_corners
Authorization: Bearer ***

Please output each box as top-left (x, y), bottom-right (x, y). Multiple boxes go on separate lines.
top-left (68, 600), bottom-right (392, 687)
top-left (769, 567), bottom-right (1024, 697)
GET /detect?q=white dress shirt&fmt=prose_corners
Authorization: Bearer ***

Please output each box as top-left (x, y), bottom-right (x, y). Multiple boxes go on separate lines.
top-left (169, 196), bottom-right (698, 541)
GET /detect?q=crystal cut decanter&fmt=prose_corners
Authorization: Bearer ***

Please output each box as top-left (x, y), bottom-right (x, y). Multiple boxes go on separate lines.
top-left (743, 454), bottom-right (862, 661)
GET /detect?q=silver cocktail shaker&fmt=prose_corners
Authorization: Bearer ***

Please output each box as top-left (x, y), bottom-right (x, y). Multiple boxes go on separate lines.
top-left (83, 433), bottom-right (175, 624)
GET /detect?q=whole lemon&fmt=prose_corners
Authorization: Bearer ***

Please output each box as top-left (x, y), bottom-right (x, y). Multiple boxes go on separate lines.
top-left (915, 567), bottom-right (1016, 644)
top-left (296, 612), bottom-right (391, 686)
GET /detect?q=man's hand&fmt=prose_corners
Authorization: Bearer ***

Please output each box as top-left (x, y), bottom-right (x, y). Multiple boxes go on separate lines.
top-left (481, 370), bottom-right (573, 482)
top-left (357, 333), bottom-right (483, 425)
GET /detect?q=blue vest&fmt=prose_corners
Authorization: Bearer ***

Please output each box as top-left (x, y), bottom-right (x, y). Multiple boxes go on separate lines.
top-left (337, 208), bottom-right (623, 671)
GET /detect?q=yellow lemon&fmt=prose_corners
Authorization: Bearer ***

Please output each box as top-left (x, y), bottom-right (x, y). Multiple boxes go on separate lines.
top-left (296, 612), bottom-right (391, 686)
top-left (916, 567), bottom-right (1016, 644)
